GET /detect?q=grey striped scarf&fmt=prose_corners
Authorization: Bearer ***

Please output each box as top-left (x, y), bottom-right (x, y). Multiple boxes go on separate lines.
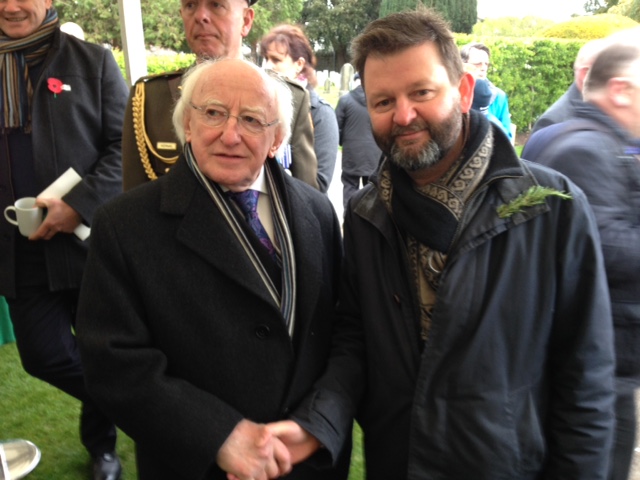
top-left (0, 8), bottom-right (58, 132)
top-left (185, 145), bottom-right (298, 337)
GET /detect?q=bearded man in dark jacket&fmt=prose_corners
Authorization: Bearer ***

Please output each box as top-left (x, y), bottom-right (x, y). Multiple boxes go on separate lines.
top-left (265, 8), bottom-right (616, 480)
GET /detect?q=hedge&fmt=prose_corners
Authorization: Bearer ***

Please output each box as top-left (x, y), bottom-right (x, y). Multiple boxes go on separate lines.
top-left (114, 34), bottom-right (640, 134)
top-left (112, 41), bottom-right (580, 134)
top-left (455, 36), bottom-right (586, 133)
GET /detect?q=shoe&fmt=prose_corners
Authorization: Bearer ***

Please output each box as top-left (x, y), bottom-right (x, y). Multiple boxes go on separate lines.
top-left (93, 452), bottom-right (122, 480)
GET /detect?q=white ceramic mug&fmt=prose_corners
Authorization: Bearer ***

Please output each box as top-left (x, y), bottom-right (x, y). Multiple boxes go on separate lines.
top-left (4, 197), bottom-right (43, 237)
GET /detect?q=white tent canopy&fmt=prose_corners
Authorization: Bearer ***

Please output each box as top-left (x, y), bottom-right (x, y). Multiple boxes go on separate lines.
top-left (117, 0), bottom-right (148, 85)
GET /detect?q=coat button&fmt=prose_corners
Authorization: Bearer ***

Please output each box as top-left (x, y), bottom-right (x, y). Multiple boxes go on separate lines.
top-left (255, 325), bottom-right (271, 339)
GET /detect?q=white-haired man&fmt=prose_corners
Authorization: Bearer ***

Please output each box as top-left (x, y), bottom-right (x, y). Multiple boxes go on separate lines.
top-left (77, 58), bottom-right (350, 480)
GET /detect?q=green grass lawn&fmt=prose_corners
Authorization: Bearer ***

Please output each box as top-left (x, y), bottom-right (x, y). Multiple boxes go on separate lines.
top-left (1, 342), bottom-right (365, 479)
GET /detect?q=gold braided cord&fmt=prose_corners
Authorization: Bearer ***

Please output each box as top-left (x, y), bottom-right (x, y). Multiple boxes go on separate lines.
top-left (132, 81), bottom-right (179, 181)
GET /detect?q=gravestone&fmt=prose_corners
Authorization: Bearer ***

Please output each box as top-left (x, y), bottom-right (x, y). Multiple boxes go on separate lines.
top-left (339, 63), bottom-right (354, 96)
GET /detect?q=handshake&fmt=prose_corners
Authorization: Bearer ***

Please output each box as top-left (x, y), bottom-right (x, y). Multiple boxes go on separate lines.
top-left (217, 419), bottom-right (321, 480)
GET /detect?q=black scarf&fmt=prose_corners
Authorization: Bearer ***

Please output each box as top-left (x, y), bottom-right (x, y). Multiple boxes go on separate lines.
top-left (390, 110), bottom-right (490, 253)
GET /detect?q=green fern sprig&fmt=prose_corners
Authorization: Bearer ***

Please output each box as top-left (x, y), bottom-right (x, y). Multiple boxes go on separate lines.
top-left (497, 186), bottom-right (572, 219)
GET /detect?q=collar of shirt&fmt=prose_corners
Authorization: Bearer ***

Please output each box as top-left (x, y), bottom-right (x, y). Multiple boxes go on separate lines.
top-left (221, 167), bottom-right (276, 244)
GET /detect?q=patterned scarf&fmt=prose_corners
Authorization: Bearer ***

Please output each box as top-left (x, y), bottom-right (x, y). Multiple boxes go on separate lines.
top-left (0, 8), bottom-right (58, 132)
top-left (184, 145), bottom-right (298, 337)
top-left (380, 112), bottom-right (492, 340)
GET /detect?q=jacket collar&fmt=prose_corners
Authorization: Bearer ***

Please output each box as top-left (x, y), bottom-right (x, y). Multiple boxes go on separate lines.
top-left (159, 158), bottom-right (326, 338)
top-left (355, 111), bottom-right (545, 251)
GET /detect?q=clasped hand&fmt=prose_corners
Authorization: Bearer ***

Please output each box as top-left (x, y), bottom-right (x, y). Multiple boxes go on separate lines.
top-left (218, 419), bottom-right (320, 480)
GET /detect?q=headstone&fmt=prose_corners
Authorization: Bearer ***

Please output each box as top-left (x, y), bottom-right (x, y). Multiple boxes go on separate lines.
top-left (339, 63), bottom-right (354, 96)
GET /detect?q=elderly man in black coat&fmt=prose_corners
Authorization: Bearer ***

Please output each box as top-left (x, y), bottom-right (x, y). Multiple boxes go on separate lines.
top-left (76, 59), bottom-right (350, 480)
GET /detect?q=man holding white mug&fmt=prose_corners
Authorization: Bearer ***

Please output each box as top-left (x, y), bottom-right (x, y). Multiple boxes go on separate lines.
top-left (0, 0), bottom-right (129, 478)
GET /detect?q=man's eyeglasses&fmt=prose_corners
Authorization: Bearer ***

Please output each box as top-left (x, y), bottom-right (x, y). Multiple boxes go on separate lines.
top-left (189, 103), bottom-right (279, 136)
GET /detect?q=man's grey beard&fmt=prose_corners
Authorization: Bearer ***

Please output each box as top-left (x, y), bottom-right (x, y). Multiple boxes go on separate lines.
top-left (389, 139), bottom-right (442, 172)
top-left (375, 103), bottom-right (463, 173)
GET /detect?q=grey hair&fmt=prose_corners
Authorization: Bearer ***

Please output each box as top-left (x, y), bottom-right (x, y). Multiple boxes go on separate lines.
top-left (583, 43), bottom-right (640, 97)
top-left (459, 42), bottom-right (490, 62)
top-left (172, 58), bottom-right (293, 156)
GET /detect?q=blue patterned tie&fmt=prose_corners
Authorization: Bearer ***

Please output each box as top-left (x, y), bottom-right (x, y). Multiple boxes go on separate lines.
top-left (227, 189), bottom-right (278, 262)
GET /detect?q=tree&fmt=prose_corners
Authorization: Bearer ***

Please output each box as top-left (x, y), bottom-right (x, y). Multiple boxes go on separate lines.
top-left (57, 0), bottom-right (187, 50)
top-left (610, 0), bottom-right (640, 21)
top-left (448, 0), bottom-right (477, 33)
top-left (379, 0), bottom-right (477, 33)
top-left (302, 0), bottom-right (381, 69)
top-left (379, 0), bottom-right (421, 17)
top-left (56, 0), bottom-right (122, 47)
top-left (247, 0), bottom-right (305, 57)
top-left (56, 0), bottom-right (303, 53)
top-left (584, 0), bottom-right (620, 13)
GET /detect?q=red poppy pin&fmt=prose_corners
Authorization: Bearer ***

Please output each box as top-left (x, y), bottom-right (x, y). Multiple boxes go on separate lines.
top-left (47, 78), bottom-right (71, 97)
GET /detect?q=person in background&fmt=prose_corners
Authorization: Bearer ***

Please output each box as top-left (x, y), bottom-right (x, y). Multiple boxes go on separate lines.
top-left (335, 73), bottom-right (382, 210)
top-left (530, 38), bottom-right (608, 134)
top-left (267, 7), bottom-right (616, 480)
top-left (470, 76), bottom-right (504, 132)
top-left (0, 1), bottom-right (129, 479)
top-left (122, 0), bottom-right (319, 191)
top-left (461, 41), bottom-right (513, 141)
top-left (260, 24), bottom-right (339, 194)
top-left (77, 58), bottom-right (349, 480)
top-left (523, 42), bottom-right (640, 480)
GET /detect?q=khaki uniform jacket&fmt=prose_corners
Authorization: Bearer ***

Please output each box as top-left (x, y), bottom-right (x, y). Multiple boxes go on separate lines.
top-left (121, 69), bottom-right (319, 191)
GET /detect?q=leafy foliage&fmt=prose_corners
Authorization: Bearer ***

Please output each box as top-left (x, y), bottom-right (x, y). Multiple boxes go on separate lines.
top-left (447, 0), bottom-right (477, 33)
top-left (584, 0), bottom-right (620, 13)
top-left (112, 49), bottom-right (196, 75)
top-left (473, 16), bottom-right (555, 37)
top-left (539, 13), bottom-right (639, 39)
top-left (379, 0), bottom-right (421, 17)
top-left (455, 35), bottom-right (582, 131)
top-left (247, 0), bottom-right (304, 56)
top-left (56, 0), bottom-right (122, 47)
top-left (497, 186), bottom-right (572, 219)
top-left (57, 0), bottom-right (305, 55)
top-left (379, 0), bottom-right (477, 33)
top-left (56, 0), bottom-right (188, 50)
top-left (610, 0), bottom-right (640, 21)
top-left (302, 0), bottom-right (381, 67)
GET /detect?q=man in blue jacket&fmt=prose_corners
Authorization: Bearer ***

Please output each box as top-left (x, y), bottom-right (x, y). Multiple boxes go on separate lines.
top-left (0, 1), bottom-right (129, 478)
top-left (268, 8), bottom-right (616, 480)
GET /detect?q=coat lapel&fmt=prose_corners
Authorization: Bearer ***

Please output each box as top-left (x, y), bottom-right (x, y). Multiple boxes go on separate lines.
top-left (281, 175), bottom-right (325, 343)
top-left (160, 160), bottom-right (281, 311)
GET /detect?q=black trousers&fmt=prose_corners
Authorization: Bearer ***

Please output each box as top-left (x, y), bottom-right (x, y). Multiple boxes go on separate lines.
top-left (7, 277), bottom-right (116, 457)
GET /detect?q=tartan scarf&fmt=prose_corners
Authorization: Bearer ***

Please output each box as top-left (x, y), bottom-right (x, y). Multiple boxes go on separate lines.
top-left (379, 111), bottom-right (492, 341)
top-left (0, 8), bottom-right (58, 132)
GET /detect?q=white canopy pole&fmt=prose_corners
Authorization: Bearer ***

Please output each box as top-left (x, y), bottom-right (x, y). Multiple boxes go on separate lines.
top-left (118, 0), bottom-right (147, 85)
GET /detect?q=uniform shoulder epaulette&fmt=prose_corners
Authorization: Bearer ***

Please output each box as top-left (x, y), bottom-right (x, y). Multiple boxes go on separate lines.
top-left (134, 69), bottom-right (186, 85)
top-left (131, 69), bottom-right (184, 181)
